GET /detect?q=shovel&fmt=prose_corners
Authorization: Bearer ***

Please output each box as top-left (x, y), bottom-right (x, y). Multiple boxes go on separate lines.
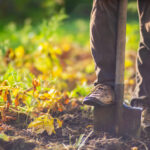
top-left (94, 0), bottom-right (142, 136)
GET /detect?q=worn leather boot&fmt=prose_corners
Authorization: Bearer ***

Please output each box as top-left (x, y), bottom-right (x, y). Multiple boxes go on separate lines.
top-left (83, 84), bottom-right (115, 106)
top-left (131, 97), bottom-right (150, 133)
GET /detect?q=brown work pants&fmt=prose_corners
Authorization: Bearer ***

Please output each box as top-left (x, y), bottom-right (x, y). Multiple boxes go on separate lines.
top-left (91, 0), bottom-right (150, 99)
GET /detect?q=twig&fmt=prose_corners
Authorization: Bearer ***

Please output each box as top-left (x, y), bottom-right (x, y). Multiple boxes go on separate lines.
top-left (98, 137), bottom-right (121, 143)
top-left (136, 140), bottom-right (149, 150)
top-left (24, 87), bottom-right (33, 93)
top-left (132, 138), bottom-right (149, 150)
top-left (62, 143), bottom-right (68, 149)
top-left (77, 130), bottom-right (93, 150)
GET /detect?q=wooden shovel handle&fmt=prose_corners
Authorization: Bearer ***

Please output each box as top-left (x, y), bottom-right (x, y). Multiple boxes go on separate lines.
top-left (115, 0), bottom-right (128, 104)
top-left (115, 0), bottom-right (128, 134)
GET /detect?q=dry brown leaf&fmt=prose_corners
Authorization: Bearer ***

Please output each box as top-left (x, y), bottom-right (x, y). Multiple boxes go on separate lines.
top-left (32, 79), bottom-right (40, 91)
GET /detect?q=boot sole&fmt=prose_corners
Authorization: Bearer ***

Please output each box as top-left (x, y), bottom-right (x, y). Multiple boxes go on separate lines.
top-left (83, 97), bottom-right (114, 107)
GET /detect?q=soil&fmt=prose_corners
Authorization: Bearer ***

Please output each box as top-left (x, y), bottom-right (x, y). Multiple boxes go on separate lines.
top-left (0, 101), bottom-right (150, 150)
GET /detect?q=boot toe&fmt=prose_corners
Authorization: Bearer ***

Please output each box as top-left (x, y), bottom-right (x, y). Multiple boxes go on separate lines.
top-left (83, 97), bottom-right (105, 106)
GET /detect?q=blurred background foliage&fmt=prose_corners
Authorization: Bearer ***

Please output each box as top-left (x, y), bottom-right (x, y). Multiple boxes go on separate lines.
top-left (0, 0), bottom-right (139, 51)
top-left (0, 0), bottom-right (92, 21)
top-left (0, 0), bottom-right (62, 22)
top-left (0, 0), bottom-right (138, 20)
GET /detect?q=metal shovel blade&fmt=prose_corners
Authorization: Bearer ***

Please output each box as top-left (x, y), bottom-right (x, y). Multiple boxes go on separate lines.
top-left (118, 104), bottom-right (142, 136)
top-left (94, 104), bottom-right (142, 137)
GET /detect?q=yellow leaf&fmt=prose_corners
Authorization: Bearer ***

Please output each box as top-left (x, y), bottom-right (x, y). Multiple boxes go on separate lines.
top-left (52, 46), bottom-right (62, 55)
top-left (12, 88), bottom-right (19, 97)
top-left (28, 115), bottom-right (56, 136)
top-left (34, 91), bottom-right (39, 98)
top-left (1, 80), bottom-right (8, 86)
top-left (15, 46), bottom-right (25, 58)
top-left (52, 66), bottom-right (62, 77)
top-left (28, 120), bottom-right (43, 128)
top-left (131, 147), bottom-right (138, 150)
top-left (0, 86), bottom-right (11, 90)
top-left (125, 59), bottom-right (133, 68)
top-left (35, 128), bottom-right (45, 134)
top-left (86, 125), bottom-right (93, 128)
top-left (61, 43), bottom-right (71, 52)
top-left (39, 93), bottom-right (51, 100)
top-left (57, 119), bottom-right (63, 128)
top-left (129, 79), bottom-right (134, 85)
top-left (0, 133), bottom-right (9, 141)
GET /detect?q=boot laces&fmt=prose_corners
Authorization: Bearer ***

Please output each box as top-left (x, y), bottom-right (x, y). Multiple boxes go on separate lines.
top-left (91, 84), bottom-right (107, 93)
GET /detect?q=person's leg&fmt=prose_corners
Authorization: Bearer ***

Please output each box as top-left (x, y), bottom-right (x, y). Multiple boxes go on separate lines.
top-left (135, 0), bottom-right (150, 100)
top-left (83, 0), bottom-right (119, 106)
top-left (132, 0), bottom-right (150, 133)
top-left (90, 0), bottom-right (119, 87)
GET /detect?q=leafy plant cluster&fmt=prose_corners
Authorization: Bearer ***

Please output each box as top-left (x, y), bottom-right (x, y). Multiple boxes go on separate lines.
top-left (0, 13), bottom-right (91, 135)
